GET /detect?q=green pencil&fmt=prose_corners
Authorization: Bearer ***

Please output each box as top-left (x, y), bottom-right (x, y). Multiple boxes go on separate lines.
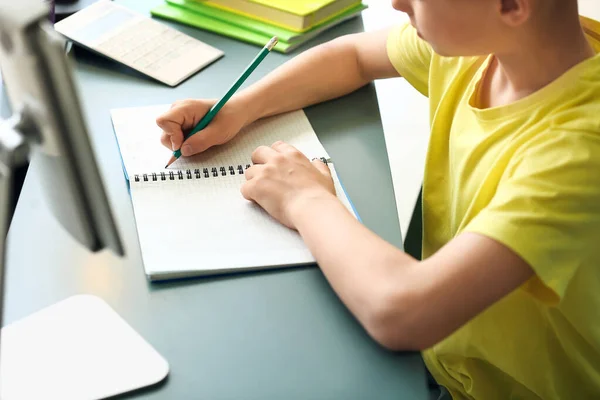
top-left (165, 36), bottom-right (278, 168)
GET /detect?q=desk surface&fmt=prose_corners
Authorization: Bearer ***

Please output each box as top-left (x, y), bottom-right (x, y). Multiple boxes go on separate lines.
top-left (2, 1), bottom-right (427, 398)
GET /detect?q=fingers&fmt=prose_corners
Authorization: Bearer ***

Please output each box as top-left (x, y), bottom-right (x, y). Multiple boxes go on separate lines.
top-left (271, 141), bottom-right (308, 163)
top-left (240, 180), bottom-right (253, 201)
top-left (244, 164), bottom-right (261, 181)
top-left (251, 145), bottom-right (280, 164)
top-left (270, 141), bottom-right (330, 180)
top-left (180, 125), bottom-right (226, 156)
top-left (157, 116), bottom-right (184, 151)
top-left (156, 99), bottom-right (209, 151)
top-left (271, 140), bottom-right (299, 154)
top-left (251, 141), bottom-right (306, 165)
top-left (160, 132), bottom-right (172, 150)
top-left (312, 158), bottom-right (332, 178)
top-left (156, 108), bottom-right (185, 151)
top-left (241, 165), bottom-right (262, 201)
top-left (252, 142), bottom-right (328, 179)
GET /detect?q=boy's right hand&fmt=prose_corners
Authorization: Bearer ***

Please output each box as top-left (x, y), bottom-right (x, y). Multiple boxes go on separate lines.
top-left (157, 98), bottom-right (249, 157)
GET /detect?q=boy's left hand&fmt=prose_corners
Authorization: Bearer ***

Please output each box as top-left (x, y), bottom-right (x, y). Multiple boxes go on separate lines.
top-left (241, 141), bottom-right (336, 229)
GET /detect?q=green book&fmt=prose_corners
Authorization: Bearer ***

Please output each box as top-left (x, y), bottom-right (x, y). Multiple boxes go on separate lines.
top-left (174, 0), bottom-right (366, 42)
top-left (150, 0), bottom-right (366, 53)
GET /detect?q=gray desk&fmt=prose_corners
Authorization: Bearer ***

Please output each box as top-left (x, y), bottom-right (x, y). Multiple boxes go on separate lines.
top-left (2, 1), bottom-right (427, 398)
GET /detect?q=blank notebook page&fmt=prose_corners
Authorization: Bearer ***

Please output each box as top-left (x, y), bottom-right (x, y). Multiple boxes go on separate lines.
top-left (111, 105), bottom-right (330, 174)
top-left (111, 105), bottom-right (355, 279)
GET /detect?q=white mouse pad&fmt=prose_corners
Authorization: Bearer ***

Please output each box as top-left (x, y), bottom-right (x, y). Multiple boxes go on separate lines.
top-left (1, 295), bottom-right (169, 400)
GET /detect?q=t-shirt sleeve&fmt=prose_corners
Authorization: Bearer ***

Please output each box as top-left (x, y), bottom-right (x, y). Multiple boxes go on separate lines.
top-left (386, 23), bottom-right (433, 97)
top-left (464, 130), bottom-right (600, 304)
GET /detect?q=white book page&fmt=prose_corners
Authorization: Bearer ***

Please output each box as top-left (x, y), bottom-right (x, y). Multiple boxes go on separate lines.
top-left (131, 174), bottom-right (314, 277)
top-left (130, 166), bottom-right (354, 278)
top-left (111, 105), bottom-right (357, 278)
top-left (111, 105), bottom-right (329, 176)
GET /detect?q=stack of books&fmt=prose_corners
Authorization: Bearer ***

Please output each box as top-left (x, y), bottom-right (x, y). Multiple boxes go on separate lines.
top-left (151, 0), bottom-right (367, 53)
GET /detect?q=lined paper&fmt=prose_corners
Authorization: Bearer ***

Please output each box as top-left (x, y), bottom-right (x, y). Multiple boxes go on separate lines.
top-left (111, 105), bottom-right (329, 175)
top-left (131, 174), bottom-right (312, 278)
top-left (111, 105), bottom-right (355, 279)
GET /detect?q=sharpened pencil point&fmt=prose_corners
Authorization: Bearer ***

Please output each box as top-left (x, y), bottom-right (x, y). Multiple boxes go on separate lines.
top-left (165, 155), bottom-right (177, 169)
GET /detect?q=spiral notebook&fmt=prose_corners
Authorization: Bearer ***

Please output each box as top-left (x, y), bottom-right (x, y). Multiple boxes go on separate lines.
top-left (110, 105), bottom-right (357, 280)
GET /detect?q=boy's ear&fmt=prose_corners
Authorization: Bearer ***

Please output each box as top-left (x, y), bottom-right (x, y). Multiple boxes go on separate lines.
top-left (498, 0), bottom-right (531, 27)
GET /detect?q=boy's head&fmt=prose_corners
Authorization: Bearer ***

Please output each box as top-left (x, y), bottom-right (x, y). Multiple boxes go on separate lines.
top-left (391, 0), bottom-right (579, 57)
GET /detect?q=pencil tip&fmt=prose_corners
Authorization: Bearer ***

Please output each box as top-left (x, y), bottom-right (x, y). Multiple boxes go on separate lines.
top-left (165, 155), bottom-right (177, 169)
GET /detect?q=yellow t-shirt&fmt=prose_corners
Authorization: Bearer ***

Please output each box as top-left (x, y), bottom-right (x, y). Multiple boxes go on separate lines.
top-left (387, 19), bottom-right (600, 400)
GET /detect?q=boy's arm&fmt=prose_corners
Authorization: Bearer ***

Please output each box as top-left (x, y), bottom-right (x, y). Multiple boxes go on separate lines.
top-left (294, 196), bottom-right (534, 350)
top-left (238, 29), bottom-right (399, 122)
top-left (159, 29), bottom-right (399, 155)
top-left (290, 194), bottom-right (533, 351)
top-left (242, 144), bottom-right (534, 351)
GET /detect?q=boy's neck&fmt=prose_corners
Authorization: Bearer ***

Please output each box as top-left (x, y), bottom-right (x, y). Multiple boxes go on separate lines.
top-left (482, 15), bottom-right (595, 108)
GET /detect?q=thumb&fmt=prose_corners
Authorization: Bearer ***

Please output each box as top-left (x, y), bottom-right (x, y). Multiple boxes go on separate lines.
top-left (180, 125), bottom-right (229, 156)
top-left (157, 100), bottom-right (208, 151)
top-left (312, 158), bottom-right (332, 178)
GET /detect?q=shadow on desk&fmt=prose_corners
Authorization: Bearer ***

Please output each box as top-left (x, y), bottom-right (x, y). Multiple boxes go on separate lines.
top-left (404, 187), bottom-right (423, 260)
top-left (69, 45), bottom-right (165, 87)
top-left (148, 264), bottom-right (317, 290)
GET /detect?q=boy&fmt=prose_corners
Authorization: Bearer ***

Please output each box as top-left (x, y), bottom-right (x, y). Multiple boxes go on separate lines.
top-left (157, 0), bottom-right (600, 398)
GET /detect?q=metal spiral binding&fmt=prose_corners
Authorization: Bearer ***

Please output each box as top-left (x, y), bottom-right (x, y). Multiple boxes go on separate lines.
top-left (133, 164), bottom-right (251, 183)
top-left (316, 157), bottom-right (329, 165)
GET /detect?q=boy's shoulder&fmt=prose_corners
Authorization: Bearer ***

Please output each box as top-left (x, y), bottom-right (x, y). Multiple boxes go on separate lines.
top-left (546, 54), bottom-right (600, 134)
